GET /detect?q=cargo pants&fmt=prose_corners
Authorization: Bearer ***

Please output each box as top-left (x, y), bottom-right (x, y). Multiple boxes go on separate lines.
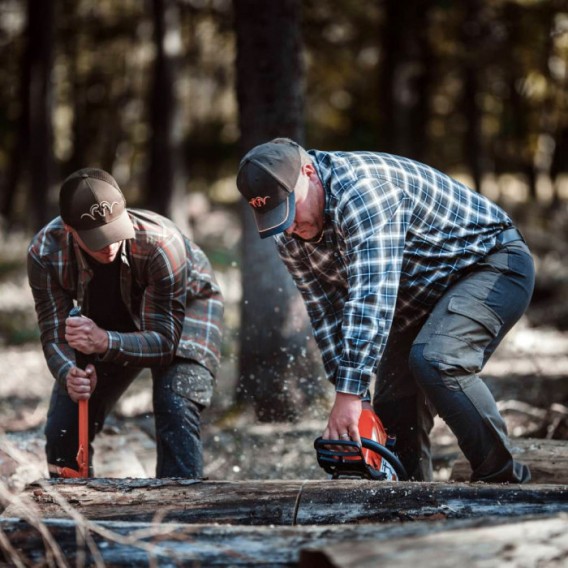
top-left (373, 239), bottom-right (534, 482)
top-left (45, 358), bottom-right (213, 478)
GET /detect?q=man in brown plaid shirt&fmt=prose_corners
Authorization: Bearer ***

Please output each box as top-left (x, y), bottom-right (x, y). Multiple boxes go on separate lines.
top-left (28, 168), bottom-right (223, 478)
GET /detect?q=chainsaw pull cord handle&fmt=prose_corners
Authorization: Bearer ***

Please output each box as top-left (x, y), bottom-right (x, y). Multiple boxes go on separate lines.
top-left (69, 306), bottom-right (90, 477)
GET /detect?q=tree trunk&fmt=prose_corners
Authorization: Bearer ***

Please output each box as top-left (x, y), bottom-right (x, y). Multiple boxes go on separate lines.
top-left (146, 0), bottom-right (184, 221)
top-left (461, 0), bottom-right (485, 193)
top-left (234, 0), bottom-right (323, 422)
top-left (1, 515), bottom-right (565, 568)
top-left (4, 479), bottom-right (568, 525)
top-left (1, 0), bottom-right (54, 231)
top-left (27, 0), bottom-right (56, 231)
top-left (379, 0), bottom-right (433, 161)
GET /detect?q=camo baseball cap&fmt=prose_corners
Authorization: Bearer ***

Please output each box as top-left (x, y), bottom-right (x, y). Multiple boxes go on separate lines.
top-left (59, 168), bottom-right (135, 250)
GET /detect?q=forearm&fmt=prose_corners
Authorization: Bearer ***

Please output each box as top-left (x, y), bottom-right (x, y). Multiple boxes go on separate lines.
top-left (101, 330), bottom-right (177, 366)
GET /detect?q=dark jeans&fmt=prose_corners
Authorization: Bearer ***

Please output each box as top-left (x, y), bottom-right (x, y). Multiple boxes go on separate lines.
top-left (373, 240), bottom-right (534, 483)
top-left (45, 358), bottom-right (212, 478)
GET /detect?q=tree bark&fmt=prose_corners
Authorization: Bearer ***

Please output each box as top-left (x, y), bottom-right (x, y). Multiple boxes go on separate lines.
top-left (3, 479), bottom-right (568, 525)
top-left (299, 515), bottom-right (568, 568)
top-left (234, 0), bottom-right (323, 422)
top-left (2, 515), bottom-right (564, 568)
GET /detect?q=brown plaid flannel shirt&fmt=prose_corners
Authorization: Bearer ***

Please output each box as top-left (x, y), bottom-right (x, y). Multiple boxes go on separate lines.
top-left (28, 209), bottom-right (223, 388)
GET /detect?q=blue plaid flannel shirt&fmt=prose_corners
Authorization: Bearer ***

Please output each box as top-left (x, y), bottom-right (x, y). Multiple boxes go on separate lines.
top-left (275, 150), bottom-right (515, 397)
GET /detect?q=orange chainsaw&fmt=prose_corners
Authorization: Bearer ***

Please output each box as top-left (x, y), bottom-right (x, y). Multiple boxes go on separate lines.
top-left (314, 408), bottom-right (408, 481)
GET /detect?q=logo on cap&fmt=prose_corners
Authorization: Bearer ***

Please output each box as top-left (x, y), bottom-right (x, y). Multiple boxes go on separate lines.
top-left (249, 196), bottom-right (271, 208)
top-left (81, 201), bottom-right (120, 221)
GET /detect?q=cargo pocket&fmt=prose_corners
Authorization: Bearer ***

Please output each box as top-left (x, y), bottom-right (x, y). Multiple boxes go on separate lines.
top-left (171, 361), bottom-right (214, 408)
top-left (422, 296), bottom-right (503, 387)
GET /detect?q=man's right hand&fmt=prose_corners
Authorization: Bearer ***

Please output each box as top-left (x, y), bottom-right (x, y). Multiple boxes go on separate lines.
top-left (66, 364), bottom-right (97, 403)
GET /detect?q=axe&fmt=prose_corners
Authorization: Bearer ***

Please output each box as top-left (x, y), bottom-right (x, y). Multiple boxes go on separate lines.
top-left (50, 306), bottom-right (90, 478)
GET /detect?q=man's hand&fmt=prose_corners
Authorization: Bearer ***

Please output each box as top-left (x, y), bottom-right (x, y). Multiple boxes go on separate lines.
top-left (66, 364), bottom-right (97, 403)
top-left (323, 392), bottom-right (363, 445)
top-left (65, 314), bottom-right (108, 355)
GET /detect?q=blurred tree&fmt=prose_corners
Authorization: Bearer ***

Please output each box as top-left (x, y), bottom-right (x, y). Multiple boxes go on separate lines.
top-left (460, 0), bottom-right (486, 192)
top-left (28, 0), bottom-right (55, 230)
top-left (234, 0), bottom-right (322, 422)
top-left (379, 0), bottom-right (433, 160)
top-left (1, 0), bottom-right (54, 231)
top-left (500, 1), bottom-right (538, 201)
top-left (539, 5), bottom-right (567, 208)
top-left (302, 0), bottom-right (383, 151)
top-left (146, 0), bottom-right (183, 218)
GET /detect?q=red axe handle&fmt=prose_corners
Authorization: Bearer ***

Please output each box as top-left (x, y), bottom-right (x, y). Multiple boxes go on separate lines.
top-left (76, 398), bottom-right (89, 477)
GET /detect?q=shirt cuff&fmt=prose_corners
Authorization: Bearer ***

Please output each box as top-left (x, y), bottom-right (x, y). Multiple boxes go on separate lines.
top-left (57, 361), bottom-right (73, 388)
top-left (100, 330), bottom-right (119, 362)
top-left (334, 366), bottom-right (372, 397)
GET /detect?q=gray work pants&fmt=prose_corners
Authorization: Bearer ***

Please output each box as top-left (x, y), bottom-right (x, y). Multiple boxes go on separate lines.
top-left (373, 240), bottom-right (534, 482)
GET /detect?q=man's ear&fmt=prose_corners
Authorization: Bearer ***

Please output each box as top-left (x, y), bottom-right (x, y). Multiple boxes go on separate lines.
top-left (302, 163), bottom-right (316, 177)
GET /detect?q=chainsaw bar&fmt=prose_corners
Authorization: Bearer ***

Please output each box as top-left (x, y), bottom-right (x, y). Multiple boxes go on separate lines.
top-left (314, 437), bottom-right (408, 481)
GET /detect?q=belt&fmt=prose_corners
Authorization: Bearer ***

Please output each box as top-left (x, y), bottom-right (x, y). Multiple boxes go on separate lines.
top-left (494, 227), bottom-right (524, 248)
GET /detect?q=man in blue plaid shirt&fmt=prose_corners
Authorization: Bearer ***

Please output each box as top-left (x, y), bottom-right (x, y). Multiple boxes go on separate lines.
top-left (28, 168), bottom-right (223, 478)
top-left (237, 138), bottom-right (534, 483)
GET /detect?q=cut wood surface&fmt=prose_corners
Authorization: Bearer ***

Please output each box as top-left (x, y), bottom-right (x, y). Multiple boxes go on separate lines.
top-left (1, 514), bottom-right (565, 567)
top-left (2, 479), bottom-right (568, 525)
top-left (299, 514), bottom-right (568, 568)
top-left (451, 438), bottom-right (568, 483)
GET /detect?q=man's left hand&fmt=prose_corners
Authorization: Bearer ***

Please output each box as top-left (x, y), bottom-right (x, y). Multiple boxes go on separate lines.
top-left (65, 314), bottom-right (109, 355)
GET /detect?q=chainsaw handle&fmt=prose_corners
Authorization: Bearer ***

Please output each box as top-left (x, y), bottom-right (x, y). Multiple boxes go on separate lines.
top-left (314, 437), bottom-right (409, 481)
top-left (359, 438), bottom-right (408, 481)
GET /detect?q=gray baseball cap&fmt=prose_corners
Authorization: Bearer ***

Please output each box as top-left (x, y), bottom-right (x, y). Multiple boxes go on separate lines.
top-left (236, 140), bottom-right (302, 238)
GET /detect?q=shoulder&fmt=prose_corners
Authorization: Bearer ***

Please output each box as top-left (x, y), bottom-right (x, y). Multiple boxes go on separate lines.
top-left (126, 209), bottom-right (194, 270)
top-left (129, 209), bottom-right (177, 235)
top-left (28, 217), bottom-right (68, 260)
top-left (127, 209), bottom-right (186, 247)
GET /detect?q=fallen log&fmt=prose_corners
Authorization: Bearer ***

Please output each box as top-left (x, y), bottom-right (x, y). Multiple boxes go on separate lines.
top-left (2, 479), bottom-right (568, 525)
top-left (299, 513), bottom-right (568, 568)
top-left (451, 438), bottom-right (568, 484)
top-left (1, 514), bottom-right (564, 567)
top-left (483, 373), bottom-right (568, 408)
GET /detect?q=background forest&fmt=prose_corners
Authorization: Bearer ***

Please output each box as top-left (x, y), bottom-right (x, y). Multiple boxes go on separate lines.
top-left (1, 0), bottom-right (568, 431)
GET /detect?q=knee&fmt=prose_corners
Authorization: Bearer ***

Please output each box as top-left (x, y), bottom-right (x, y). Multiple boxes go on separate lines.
top-left (410, 341), bottom-right (481, 394)
top-left (409, 342), bottom-right (461, 393)
top-left (44, 414), bottom-right (71, 445)
top-left (408, 343), bottom-right (438, 387)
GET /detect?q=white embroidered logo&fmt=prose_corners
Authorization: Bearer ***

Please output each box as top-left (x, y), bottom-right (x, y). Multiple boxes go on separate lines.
top-left (81, 201), bottom-right (120, 220)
